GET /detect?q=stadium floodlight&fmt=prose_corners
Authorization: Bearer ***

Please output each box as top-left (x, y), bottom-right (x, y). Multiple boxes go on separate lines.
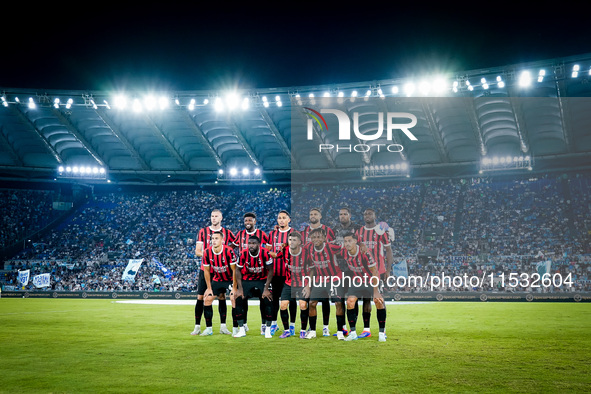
top-left (365, 89), bottom-right (372, 97)
top-left (363, 161), bottom-right (410, 179)
top-left (188, 98), bottom-right (195, 111)
top-left (158, 96), bottom-right (169, 110)
top-left (203, 98), bottom-right (209, 105)
top-left (254, 168), bottom-right (261, 175)
top-left (99, 168), bottom-right (105, 174)
top-left (72, 166), bottom-right (79, 173)
top-left (496, 75), bottom-right (505, 88)
top-left (391, 86), bottom-right (399, 94)
top-left (218, 169), bottom-right (224, 175)
top-left (242, 97), bottom-right (250, 110)
top-left (229, 167), bottom-right (238, 176)
top-left (404, 82), bottom-right (415, 96)
top-left (28, 97), bottom-right (36, 109)
top-left (481, 78), bottom-right (489, 90)
top-left (323, 92), bottom-right (331, 97)
top-left (132, 98), bottom-right (143, 113)
top-left (308, 93), bottom-right (315, 98)
top-left (572, 64), bottom-right (580, 78)
top-left (114, 95), bottom-right (127, 110)
top-left (351, 90), bottom-right (358, 97)
top-left (519, 70), bottom-right (532, 87)
top-left (242, 168), bottom-right (249, 176)
top-left (53, 98), bottom-right (60, 108)
top-left (337, 91), bottom-right (344, 98)
top-left (226, 93), bottom-right (239, 110)
top-left (58, 166), bottom-right (64, 172)
top-left (538, 69), bottom-right (546, 82)
top-left (214, 97), bottom-right (224, 112)
top-left (452, 81), bottom-right (459, 93)
top-left (419, 81), bottom-right (430, 95)
top-left (432, 77), bottom-right (447, 94)
top-left (66, 166), bottom-right (72, 172)
top-left (144, 96), bottom-right (156, 111)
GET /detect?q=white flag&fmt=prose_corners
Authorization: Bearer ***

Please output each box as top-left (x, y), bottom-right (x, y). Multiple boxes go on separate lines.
top-left (122, 259), bottom-right (144, 281)
top-left (18, 270), bottom-right (30, 287)
top-left (32, 273), bottom-right (51, 288)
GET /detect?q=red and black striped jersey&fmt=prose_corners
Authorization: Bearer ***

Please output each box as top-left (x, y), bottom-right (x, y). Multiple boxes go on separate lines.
top-left (304, 242), bottom-right (342, 280)
top-left (201, 245), bottom-right (237, 282)
top-left (266, 227), bottom-right (292, 277)
top-left (355, 225), bottom-right (391, 275)
top-left (302, 224), bottom-right (335, 246)
top-left (196, 226), bottom-right (235, 271)
top-left (275, 247), bottom-right (310, 287)
top-left (339, 246), bottom-right (376, 279)
top-left (232, 229), bottom-right (268, 254)
top-left (237, 248), bottom-right (273, 281)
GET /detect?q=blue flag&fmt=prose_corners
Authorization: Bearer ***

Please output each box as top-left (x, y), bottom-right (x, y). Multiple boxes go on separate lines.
top-left (152, 257), bottom-right (174, 279)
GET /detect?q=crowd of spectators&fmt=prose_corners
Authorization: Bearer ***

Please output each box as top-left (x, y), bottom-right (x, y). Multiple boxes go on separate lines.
top-left (0, 189), bottom-right (61, 249)
top-left (2, 171), bottom-right (590, 293)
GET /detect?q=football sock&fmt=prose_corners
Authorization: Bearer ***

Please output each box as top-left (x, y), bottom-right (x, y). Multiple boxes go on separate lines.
top-left (377, 308), bottom-right (386, 333)
top-left (336, 314), bottom-right (345, 333)
top-left (195, 299), bottom-right (204, 325)
top-left (300, 307), bottom-right (309, 330)
top-left (218, 300), bottom-right (227, 324)
top-left (362, 312), bottom-right (371, 331)
top-left (289, 299), bottom-right (297, 324)
top-left (347, 308), bottom-right (358, 332)
top-left (309, 315), bottom-right (317, 330)
top-left (280, 309), bottom-right (289, 330)
top-left (322, 301), bottom-right (330, 326)
top-left (204, 305), bottom-right (213, 328)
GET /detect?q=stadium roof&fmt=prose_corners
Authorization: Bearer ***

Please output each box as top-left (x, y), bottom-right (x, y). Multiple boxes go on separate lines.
top-left (1, 53), bottom-right (591, 185)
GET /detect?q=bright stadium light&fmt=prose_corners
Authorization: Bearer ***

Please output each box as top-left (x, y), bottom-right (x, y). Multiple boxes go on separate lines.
top-left (572, 64), bottom-right (580, 78)
top-left (538, 69), bottom-right (546, 82)
top-left (132, 98), bottom-right (143, 113)
top-left (404, 82), bottom-right (415, 96)
top-left (254, 168), bottom-right (261, 175)
top-left (242, 168), bottom-right (249, 176)
top-left (28, 97), bottom-right (36, 109)
top-left (519, 70), bottom-right (532, 87)
top-left (481, 78), bottom-right (489, 90)
top-left (229, 167), bottom-right (238, 176)
top-left (214, 97), bottom-right (224, 112)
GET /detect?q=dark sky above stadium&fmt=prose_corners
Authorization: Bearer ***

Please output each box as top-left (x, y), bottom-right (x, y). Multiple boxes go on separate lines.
top-left (1, 3), bottom-right (588, 92)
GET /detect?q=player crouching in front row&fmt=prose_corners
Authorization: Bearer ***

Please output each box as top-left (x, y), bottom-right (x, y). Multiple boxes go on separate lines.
top-left (233, 235), bottom-right (275, 338)
top-left (340, 232), bottom-right (387, 342)
top-left (201, 231), bottom-right (237, 336)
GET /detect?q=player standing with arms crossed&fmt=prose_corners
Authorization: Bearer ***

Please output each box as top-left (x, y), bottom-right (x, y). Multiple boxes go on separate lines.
top-left (355, 208), bottom-right (393, 338)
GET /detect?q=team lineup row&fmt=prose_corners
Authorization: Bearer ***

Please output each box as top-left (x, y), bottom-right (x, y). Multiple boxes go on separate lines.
top-left (191, 207), bottom-right (395, 341)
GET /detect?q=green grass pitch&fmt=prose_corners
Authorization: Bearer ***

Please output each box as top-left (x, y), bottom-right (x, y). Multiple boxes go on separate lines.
top-left (1, 299), bottom-right (590, 393)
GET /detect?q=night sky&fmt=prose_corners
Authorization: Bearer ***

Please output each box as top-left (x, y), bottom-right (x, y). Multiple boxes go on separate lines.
top-left (1, 3), bottom-right (588, 92)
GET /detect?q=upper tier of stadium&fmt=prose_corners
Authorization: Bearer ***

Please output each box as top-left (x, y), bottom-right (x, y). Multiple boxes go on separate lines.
top-left (1, 53), bottom-right (591, 185)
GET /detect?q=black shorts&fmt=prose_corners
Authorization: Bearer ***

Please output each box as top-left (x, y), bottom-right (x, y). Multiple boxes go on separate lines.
top-left (210, 280), bottom-right (232, 296)
top-left (309, 278), bottom-right (345, 302)
top-left (240, 280), bottom-right (268, 300)
top-left (271, 275), bottom-right (286, 298)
